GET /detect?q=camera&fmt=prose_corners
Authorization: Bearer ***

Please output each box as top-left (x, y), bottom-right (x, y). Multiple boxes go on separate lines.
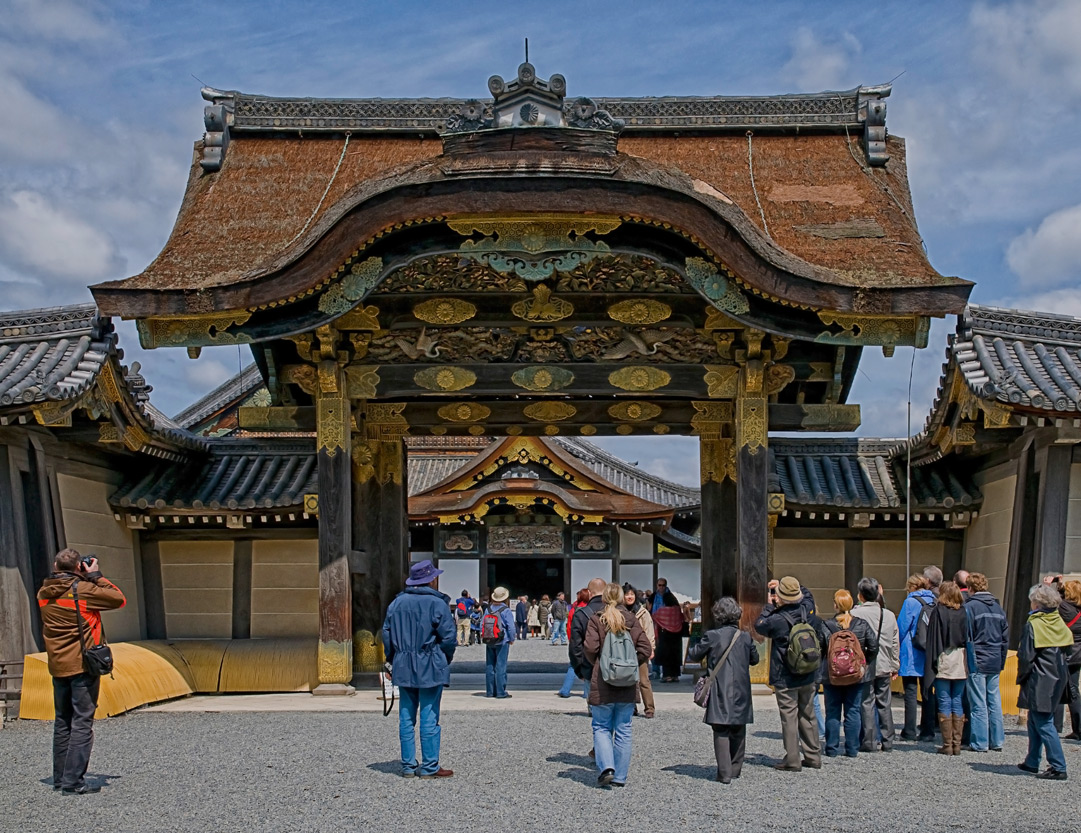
top-left (80, 555), bottom-right (96, 569)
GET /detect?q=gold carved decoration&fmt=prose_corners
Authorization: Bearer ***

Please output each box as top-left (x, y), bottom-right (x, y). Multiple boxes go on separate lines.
top-left (737, 394), bottom-right (768, 455)
top-left (122, 422), bottom-right (150, 453)
top-left (816, 311), bottom-right (928, 357)
top-left (468, 424), bottom-right (486, 435)
top-left (608, 401), bottom-right (662, 422)
top-left (437, 403), bottom-right (492, 423)
top-left (699, 437), bottom-right (736, 484)
top-left (615, 424), bottom-right (632, 435)
top-left (544, 425), bottom-right (561, 435)
top-left (690, 401), bottom-right (734, 436)
top-left (335, 304), bottom-right (381, 331)
top-left (317, 397), bottom-right (348, 457)
top-left (523, 401), bottom-right (577, 422)
top-left (303, 494), bottom-right (319, 515)
top-left (282, 364), bottom-right (318, 395)
top-left (608, 366), bottom-right (671, 392)
top-left (98, 424), bottom-right (120, 443)
top-left (413, 298), bottom-right (477, 325)
top-left (506, 425), bottom-right (522, 435)
top-left (414, 366), bottom-right (477, 392)
top-left (704, 365), bottom-right (740, 398)
top-left (345, 366), bottom-right (380, 399)
top-left (351, 437), bottom-right (376, 483)
top-left (363, 403), bottom-right (409, 441)
top-left (136, 310), bottom-right (253, 349)
top-left (511, 285), bottom-right (574, 323)
top-left (653, 424), bottom-right (670, 435)
top-left (607, 299), bottom-right (672, 326)
top-left (318, 641), bottom-right (353, 685)
top-left (703, 308), bottom-right (742, 331)
top-left (767, 493), bottom-right (786, 514)
top-left (580, 425), bottom-right (597, 435)
top-left (979, 400), bottom-right (1012, 429)
top-left (954, 422), bottom-right (976, 446)
top-left (764, 364), bottom-right (796, 396)
top-left (511, 365), bottom-right (574, 392)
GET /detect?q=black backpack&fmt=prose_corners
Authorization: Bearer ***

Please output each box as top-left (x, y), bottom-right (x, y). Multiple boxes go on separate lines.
top-left (912, 597), bottom-right (933, 653)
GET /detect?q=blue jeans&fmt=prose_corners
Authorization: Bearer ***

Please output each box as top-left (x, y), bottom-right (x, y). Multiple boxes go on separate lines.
top-left (486, 642), bottom-right (510, 697)
top-left (398, 685), bottom-right (443, 776)
top-left (966, 671), bottom-right (1004, 751)
top-left (1025, 710), bottom-right (1067, 773)
top-left (591, 702), bottom-right (635, 783)
top-left (936, 678), bottom-right (965, 716)
top-left (550, 620), bottom-right (567, 643)
top-left (558, 665), bottom-right (590, 698)
top-left (812, 689), bottom-right (825, 736)
top-left (824, 683), bottom-right (863, 757)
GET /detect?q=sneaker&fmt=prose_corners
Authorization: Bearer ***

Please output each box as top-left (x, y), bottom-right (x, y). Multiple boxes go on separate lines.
top-left (1017, 762), bottom-right (1040, 774)
top-left (1037, 768), bottom-right (1068, 781)
top-left (401, 771), bottom-right (416, 779)
top-left (598, 768), bottom-right (615, 786)
top-left (61, 784), bottom-right (100, 795)
top-left (419, 768), bottom-right (454, 779)
top-left (496, 693), bottom-right (512, 699)
top-left (555, 692), bottom-right (571, 698)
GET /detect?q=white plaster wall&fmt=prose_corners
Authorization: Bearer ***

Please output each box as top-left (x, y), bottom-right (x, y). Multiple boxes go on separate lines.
top-left (964, 469), bottom-right (1016, 601)
top-left (618, 528), bottom-right (653, 561)
top-left (436, 559), bottom-right (480, 601)
top-left (571, 559), bottom-right (612, 593)
top-left (1065, 463), bottom-right (1081, 573)
top-left (619, 563), bottom-right (654, 593)
top-left (57, 474), bottom-right (141, 641)
top-left (660, 559), bottom-right (700, 601)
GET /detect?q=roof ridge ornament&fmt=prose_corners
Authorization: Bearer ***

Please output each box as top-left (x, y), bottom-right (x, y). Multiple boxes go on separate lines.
top-left (445, 62), bottom-right (623, 134)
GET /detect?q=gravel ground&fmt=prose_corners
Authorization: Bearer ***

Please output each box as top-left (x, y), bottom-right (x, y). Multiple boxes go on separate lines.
top-left (3, 702), bottom-right (1079, 833)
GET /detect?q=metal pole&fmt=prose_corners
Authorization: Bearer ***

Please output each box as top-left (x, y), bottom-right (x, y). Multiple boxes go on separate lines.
top-left (906, 346), bottom-right (915, 578)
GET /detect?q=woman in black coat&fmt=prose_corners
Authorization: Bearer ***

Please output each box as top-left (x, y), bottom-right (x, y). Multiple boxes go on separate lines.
top-left (1055, 580), bottom-right (1081, 740)
top-left (1018, 583), bottom-right (1072, 779)
top-left (652, 592), bottom-right (688, 682)
top-left (687, 597), bottom-right (759, 783)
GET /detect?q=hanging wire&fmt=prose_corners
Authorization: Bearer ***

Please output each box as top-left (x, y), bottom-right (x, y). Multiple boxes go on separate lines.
top-left (905, 345), bottom-right (916, 578)
top-left (745, 131), bottom-right (771, 238)
top-left (285, 132), bottom-right (351, 250)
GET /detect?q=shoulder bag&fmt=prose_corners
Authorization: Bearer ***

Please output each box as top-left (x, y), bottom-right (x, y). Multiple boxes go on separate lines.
top-left (693, 630), bottom-right (740, 708)
top-left (71, 579), bottom-right (114, 677)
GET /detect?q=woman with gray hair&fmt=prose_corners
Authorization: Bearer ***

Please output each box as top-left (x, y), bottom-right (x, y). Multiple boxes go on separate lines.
top-left (687, 597), bottom-right (760, 783)
top-left (1017, 583), bottom-right (1073, 780)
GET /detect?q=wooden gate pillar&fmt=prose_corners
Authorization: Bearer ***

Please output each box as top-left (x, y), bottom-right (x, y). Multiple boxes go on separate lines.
top-left (693, 402), bottom-right (736, 629)
top-left (352, 404), bottom-right (409, 638)
top-left (315, 392), bottom-right (354, 693)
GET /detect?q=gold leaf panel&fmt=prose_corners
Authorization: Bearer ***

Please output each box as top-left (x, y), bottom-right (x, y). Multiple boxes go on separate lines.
top-left (413, 298), bottom-right (477, 325)
top-left (511, 285), bottom-right (574, 323)
top-left (511, 365), bottom-right (575, 392)
top-left (607, 299), bottom-right (672, 325)
top-left (608, 401), bottom-right (663, 422)
top-left (436, 403), bottom-right (492, 423)
top-left (608, 366), bottom-right (671, 392)
top-left (523, 402), bottom-right (578, 422)
top-left (414, 366), bottom-right (477, 392)
top-left (703, 365), bottom-right (739, 398)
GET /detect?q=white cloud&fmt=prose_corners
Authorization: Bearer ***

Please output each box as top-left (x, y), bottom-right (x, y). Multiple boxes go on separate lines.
top-left (1006, 202), bottom-right (1081, 288)
top-left (996, 287), bottom-right (1081, 321)
top-left (184, 359), bottom-right (234, 392)
top-left (780, 27), bottom-right (861, 92)
top-left (0, 190), bottom-right (121, 280)
top-left (2, 0), bottom-right (110, 42)
top-left (971, 0), bottom-right (1081, 100)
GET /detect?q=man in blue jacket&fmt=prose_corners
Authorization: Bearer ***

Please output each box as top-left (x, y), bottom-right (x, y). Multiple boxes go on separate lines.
top-left (964, 572), bottom-right (1009, 752)
top-left (382, 560), bottom-right (456, 779)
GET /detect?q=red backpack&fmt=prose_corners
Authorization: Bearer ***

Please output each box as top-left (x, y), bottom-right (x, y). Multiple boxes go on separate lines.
top-left (480, 609), bottom-right (504, 644)
top-left (827, 628), bottom-right (866, 685)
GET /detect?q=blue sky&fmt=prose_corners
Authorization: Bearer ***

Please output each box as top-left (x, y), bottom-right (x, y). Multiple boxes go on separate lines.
top-left (2, 0), bottom-right (1080, 486)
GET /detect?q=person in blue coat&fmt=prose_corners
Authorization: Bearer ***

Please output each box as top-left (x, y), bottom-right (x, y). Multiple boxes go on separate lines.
top-left (897, 574), bottom-right (935, 740)
top-left (382, 560), bottom-right (456, 779)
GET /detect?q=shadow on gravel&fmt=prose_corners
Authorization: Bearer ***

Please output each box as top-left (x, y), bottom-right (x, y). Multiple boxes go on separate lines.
top-left (752, 730), bottom-right (783, 740)
top-left (366, 761), bottom-right (403, 776)
top-left (661, 763), bottom-right (715, 781)
top-left (555, 768), bottom-right (597, 786)
top-left (547, 752), bottom-right (594, 767)
top-left (967, 762), bottom-right (1031, 777)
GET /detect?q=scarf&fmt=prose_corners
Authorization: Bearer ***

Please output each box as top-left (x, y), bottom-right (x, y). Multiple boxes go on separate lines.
top-left (652, 605), bottom-right (684, 634)
top-left (1030, 608), bottom-right (1073, 649)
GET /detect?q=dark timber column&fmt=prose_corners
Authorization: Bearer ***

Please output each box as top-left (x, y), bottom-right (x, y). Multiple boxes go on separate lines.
top-left (1035, 443), bottom-right (1073, 576)
top-left (315, 390), bottom-right (353, 693)
top-left (694, 402), bottom-right (737, 629)
top-left (353, 404), bottom-right (409, 637)
top-left (735, 359), bottom-right (769, 627)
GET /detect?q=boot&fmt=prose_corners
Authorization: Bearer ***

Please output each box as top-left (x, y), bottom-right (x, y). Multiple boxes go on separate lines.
top-left (952, 715), bottom-right (965, 755)
top-left (937, 716), bottom-right (953, 755)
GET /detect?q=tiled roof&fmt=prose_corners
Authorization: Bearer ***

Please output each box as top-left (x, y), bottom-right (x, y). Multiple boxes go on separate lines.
top-left (0, 304), bottom-right (111, 407)
top-left (407, 453), bottom-right (475, 496)
top-left (955, 305), bottom-right (1081, 413)
top-left (173, 363), bottom-right (265, 427)
top-left (112, 439), bottom-right (316, 511)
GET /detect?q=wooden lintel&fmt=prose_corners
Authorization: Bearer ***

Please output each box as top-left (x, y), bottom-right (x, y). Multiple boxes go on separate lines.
top-left (238, 406), bottom-right (316, 431)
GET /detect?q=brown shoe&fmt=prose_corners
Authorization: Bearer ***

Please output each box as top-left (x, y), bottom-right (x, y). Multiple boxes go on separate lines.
top-left (419, 768), bottom-right (454, 779)
top-left (951, 716), bottom-right (965, 756)
top-left (937, 716), bottom-right (953, 755)
top-left (773, 761), bottom-right (802, 772)
top-left (801, 759), bottom-right (822, 769)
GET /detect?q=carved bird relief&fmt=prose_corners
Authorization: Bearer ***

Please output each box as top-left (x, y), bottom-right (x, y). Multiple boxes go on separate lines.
top-left (601, 328), bottom-right (677, 360)
top-left (395, 326), bottom-right (441, 360)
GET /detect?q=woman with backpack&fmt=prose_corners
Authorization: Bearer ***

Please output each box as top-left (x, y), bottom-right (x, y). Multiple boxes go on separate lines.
top-left (582, 582), bottom-right (652, 787)
top-left (687, 596), bottom-right (759, 783)
top-left (820, 589), bottom-right (878, 758)
top-left (897, 573), bottom-right (934, 740)
top-left (926, 580), bottom-right (969, 755)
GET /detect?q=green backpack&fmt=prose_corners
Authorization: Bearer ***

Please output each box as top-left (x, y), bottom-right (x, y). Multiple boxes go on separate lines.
top-left (599, 627), bottom-right (639, 687)
top-left (784, 610), bottom-right (822, 675)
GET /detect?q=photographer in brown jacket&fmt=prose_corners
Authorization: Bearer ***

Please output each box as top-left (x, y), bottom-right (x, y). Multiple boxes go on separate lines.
top-left (37, 548), bottom-right (126, 795)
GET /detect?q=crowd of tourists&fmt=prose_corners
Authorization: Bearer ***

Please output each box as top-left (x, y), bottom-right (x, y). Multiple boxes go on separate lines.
top-left (383, 559), bottom-right (1081, 785)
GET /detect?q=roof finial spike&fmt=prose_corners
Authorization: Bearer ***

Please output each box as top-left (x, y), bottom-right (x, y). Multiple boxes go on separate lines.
top-left (524, 37), bottom-right (528, 64)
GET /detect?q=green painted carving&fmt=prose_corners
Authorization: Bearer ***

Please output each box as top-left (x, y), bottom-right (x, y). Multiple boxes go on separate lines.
top-left (684, 257), bottom-right (750, 316)
top-left (319, 257), bottom-right (385, 314)
top-left (452, 218), bottom-right (619, 281)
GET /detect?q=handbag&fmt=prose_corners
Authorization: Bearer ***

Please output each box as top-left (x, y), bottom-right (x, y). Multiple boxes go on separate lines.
top-left (693, 630), bottom-right (741, 708)
top-left (71, 580), bottom-right (114, 678)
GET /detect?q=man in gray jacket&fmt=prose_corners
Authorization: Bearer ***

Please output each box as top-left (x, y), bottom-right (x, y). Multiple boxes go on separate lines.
top-left (851, 577), bottom-right (900, 751)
